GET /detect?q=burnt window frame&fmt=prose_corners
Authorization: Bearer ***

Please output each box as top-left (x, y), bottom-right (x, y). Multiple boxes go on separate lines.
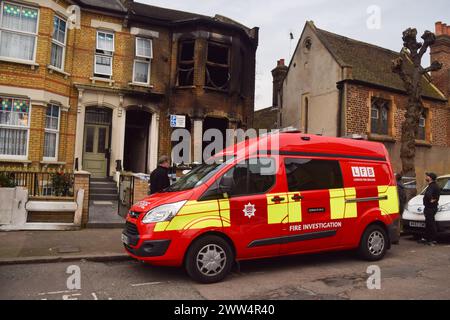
top-left (176, 40), bottom-right (195, 87)
top-left (205, 41), bottom-right (231, 92)
top-left (370, 97), bottom-right (391, 136)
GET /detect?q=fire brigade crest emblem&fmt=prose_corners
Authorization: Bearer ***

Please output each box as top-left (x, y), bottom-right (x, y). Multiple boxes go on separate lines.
top-left (243, 203), bottom-right (256, 219)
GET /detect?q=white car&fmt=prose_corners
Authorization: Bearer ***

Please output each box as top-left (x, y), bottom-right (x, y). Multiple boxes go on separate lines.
top-left (402, 175), bottom-right (450, 235)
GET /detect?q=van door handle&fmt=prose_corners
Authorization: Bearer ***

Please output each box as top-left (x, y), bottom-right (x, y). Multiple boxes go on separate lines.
top-left (271, 196), bottom-right (285, 202)
top-left (291, 195), bottom-right (303, 201)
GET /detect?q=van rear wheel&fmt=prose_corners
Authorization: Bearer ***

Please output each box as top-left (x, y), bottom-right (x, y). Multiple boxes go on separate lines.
top-left (358, 225), bottom-right (388, 261)
top-left (185, 235), bottom-right (234, 284)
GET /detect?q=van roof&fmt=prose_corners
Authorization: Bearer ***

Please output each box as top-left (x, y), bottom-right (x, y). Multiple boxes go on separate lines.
top-left (216, 132), bottom-right (389, 162)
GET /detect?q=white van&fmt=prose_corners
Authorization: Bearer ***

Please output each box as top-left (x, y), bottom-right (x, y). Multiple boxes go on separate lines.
top-left (402, 175), bottom-right (450, 235)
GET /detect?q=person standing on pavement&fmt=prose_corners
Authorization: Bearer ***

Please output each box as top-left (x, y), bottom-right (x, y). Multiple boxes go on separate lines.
top-left (419, 173), bottom-right (441, 246)
top-left (396, 173), bottom-right (407, 215)
top-left (150, 156), bottom-right (171, 195)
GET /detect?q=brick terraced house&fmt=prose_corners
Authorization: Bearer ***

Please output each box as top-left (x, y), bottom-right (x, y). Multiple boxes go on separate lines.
top-left (276, 21), bottom-right (450, 189)
top-left (0, 0), bottom-right (258, 178)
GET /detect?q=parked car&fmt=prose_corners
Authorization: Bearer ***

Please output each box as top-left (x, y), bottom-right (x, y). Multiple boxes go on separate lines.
top-left (122, 132), bottom-right (400, 283)
top-left (402, 175), bottom-right (450, 236)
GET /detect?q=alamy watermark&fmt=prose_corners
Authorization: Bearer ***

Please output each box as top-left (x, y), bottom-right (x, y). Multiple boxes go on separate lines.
top-left (366, 265), bottom-right (381, 290)
top-left (171, 128), bottom-right (280, 174)
top-left (366, 5), bottom-right (381, 30)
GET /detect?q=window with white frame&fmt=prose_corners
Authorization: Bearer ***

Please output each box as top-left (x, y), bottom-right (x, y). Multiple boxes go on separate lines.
top-left (133, 37), bottom-right (152, 84)
top-left (50, 15), bottom-right (67, 70)
top-left (0, 2), bottom-right (39, 62)
top-left (43, 104), bottom-right (60, 160)
top-left (94, 30), bottom-right (114, 78)
top-left (0, 96), bottom-right (30, 158)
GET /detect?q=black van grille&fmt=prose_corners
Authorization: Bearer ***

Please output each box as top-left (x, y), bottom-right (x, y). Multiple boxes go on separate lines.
top-left (125, 222), bottom-right (139, 236)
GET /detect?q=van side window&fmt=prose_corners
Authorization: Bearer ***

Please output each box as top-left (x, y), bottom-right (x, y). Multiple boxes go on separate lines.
top-left (284, 158), bottom-right (343, 192)
top-left (222, 158), bottom-right (276, 197)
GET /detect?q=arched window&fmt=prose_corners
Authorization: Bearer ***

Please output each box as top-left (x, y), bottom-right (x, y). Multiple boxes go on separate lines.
top-left (370, 97), bottom-right (390, 135)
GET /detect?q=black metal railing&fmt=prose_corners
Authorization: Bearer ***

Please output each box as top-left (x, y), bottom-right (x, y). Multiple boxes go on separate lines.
top-left (0, 170), bottom-right (75, 197)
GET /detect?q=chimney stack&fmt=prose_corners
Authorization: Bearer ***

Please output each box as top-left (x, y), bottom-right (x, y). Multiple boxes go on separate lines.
top-left (431, 21), bottom-right (450, 98)
top-left (271, 59), bottom-right (288, 107)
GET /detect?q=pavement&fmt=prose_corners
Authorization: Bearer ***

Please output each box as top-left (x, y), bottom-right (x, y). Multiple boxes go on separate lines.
top-left (1, 235), bottom-right (450, 300)
top-left (87, 200), bottom-right (126, 229)
top-left (0, 228), bottom-right (129, 265)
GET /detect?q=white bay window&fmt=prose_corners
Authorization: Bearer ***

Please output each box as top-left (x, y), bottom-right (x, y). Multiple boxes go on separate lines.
top-left (0, 96), bottom-right (30, 159)
top-left (133, 37), bottom-right (152, 85)
top-left (0, 2), bottom-right (38, 63)
top-left (43, 104), bottom-right (60, 161)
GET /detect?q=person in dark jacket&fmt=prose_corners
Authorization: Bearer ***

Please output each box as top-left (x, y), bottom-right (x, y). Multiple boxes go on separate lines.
top-left (396, 173), bottom-right (407, 215)
top-left (150, 156), bottom-right (170, 195)
top-left (419, 172), bottom-right (441, 246)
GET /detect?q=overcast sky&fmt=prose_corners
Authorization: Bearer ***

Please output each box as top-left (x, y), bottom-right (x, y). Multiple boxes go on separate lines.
top-left (138, 0), bottom-right (450, 110)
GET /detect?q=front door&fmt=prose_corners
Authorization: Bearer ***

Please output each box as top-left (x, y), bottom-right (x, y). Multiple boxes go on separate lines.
top-left (83, 124), bottom-right (110, 178)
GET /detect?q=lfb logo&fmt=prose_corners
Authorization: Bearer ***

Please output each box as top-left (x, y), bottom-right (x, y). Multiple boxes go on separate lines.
top-left (352, 167), bottom-right (375, 178)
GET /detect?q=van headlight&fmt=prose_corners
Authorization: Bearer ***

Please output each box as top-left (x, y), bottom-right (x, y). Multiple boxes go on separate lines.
top-left (142, 201), bottom-right (187, 224)
top-left (438, 203), bottom-right (450, 212)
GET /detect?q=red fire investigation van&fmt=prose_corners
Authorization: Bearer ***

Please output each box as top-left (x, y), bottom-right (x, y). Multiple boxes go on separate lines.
top-left (122, 132), bottom-right (400, 283)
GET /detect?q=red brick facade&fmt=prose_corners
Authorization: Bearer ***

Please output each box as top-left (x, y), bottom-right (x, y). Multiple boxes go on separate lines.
top-left (345, 83), bottom-right (450, 148)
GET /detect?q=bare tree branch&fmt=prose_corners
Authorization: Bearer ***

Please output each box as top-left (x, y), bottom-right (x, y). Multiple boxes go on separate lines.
top-left (402, 28), bottom-right (422, 59)
top-left (421, 61), bottom-right (443, 74)
top-left (392, 56), bottom-right (413, 91)
top-left (418, 30), bottom-right (436, 59)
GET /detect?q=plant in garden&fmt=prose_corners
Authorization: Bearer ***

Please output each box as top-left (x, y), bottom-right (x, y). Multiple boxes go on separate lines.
top-left (51, 172), bottom-right (73, 196)
top-left (0, 172), bottom-right (16, 188)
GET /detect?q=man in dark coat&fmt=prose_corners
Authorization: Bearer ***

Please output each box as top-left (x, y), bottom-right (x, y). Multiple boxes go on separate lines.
top-left (420, 173), bottom-right (441, 246)
top-left (150, 156), bottom-right (170, 195)
top-left (396, 173), bottom-right (407, 215)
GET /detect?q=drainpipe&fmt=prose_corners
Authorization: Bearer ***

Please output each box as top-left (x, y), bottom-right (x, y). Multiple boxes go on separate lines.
top-left (337, 81), bottom-right (344, 137)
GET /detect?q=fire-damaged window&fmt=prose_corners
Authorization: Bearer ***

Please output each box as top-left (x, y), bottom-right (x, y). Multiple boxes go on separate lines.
top-left (205, 42), bottom-right (230, 91)
top-left (370, 97), bottom-right (390, 136)
top-left (177, 40), bottom-right (195, 86)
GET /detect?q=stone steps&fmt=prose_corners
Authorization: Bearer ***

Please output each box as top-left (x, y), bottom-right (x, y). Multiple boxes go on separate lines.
top-left (90, 178), bottom-right (118, 201)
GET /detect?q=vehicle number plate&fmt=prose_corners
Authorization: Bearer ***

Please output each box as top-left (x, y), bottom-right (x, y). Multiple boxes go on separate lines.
top-left (410, 221), bottom-right (426, 229)
top-left (122, 234), bottom-right (130, 245)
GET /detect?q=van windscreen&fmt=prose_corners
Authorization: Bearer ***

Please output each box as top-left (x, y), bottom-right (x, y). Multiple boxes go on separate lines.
top-left (163, 162), bottom-right (228, 193)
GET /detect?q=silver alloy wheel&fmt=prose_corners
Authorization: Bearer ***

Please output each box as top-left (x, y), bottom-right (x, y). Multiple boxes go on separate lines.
top-left (196, 244), bottom-right (227, 277)
top-left (368, 231), bottom-right (385, 256)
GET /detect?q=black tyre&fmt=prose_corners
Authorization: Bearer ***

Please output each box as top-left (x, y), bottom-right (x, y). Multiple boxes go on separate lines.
top-left (185, 235), bottom-right (234, 284)
top-left (358, 224), bottom-right (388, 261)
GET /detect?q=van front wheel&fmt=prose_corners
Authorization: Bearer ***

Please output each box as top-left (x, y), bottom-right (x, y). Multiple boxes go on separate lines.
top-left (185, 235), bottom-right (234, 284)
top-left (358, 225), bottom-right (388, 261)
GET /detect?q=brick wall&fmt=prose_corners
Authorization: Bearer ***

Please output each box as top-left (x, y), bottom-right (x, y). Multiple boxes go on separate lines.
top-left (74, 171), bottom-right (90, 227)
top-left (133, 177), bottom-right (149, 203)
top-left (431, 23), bottom-right (450, 97)
top-left (345, 83), bottom-right (449, 147)
top-left (0, 2), bottom-right (73, 171)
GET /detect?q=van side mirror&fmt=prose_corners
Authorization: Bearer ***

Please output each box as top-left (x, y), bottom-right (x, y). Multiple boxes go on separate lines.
top-left (219, 175), bottom-right (234, 194)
